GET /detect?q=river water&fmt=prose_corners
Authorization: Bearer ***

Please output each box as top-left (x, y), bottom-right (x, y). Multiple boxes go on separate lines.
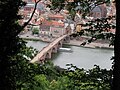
top-left (27, 41), bottom-right (114, 70)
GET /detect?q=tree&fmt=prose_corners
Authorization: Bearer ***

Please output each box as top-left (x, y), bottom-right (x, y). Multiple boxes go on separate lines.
top-left (0, 0), bottom-right (41, 89)
top-left (0, 0), bottom-right (25, 89)
top-left (32, 27), bottom-right (39, 35)
top-left (112, 1), bottom-right (120, 89)
top-left (63, 64), bottom-right (112, 90)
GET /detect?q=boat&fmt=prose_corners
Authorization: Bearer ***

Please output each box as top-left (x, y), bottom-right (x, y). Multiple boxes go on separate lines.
top-left (59, 47), bottom-right (73, 52)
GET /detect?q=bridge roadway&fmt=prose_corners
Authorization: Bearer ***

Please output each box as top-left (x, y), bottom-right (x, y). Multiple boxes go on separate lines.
top-left (30, 34), bottom-right (68, 63)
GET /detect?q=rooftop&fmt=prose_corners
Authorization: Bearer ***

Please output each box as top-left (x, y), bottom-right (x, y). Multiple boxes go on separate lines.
top-left (48, 14), bottom-right (64, 19)
top-left (41, 20), bottom-right (64, 27)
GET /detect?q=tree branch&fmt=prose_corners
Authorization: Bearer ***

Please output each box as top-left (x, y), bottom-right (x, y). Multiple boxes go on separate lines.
top-left (21, 0), bottom-right (41, 29)
top-left (85, 0), bottom-right (109, 16)
top-left (15, 0), bottom-right (41, 37)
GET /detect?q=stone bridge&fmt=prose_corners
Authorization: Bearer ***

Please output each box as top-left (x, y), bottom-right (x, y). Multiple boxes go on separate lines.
top-left (30, 34), bottom-right (70, 63)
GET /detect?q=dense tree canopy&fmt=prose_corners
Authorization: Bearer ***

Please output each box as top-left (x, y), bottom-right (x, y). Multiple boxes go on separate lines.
top-left (0, 0), bottom-right (26, 89)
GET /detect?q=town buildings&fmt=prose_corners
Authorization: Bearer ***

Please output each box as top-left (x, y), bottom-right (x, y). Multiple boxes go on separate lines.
top-left (20, 0), bottom-right (46, 32)
top-left (39, 14), bottom-right (72, 38)
top-left (20, 0), bottom-right (74, 37)
top-left (20, 0), bottom-right (115, 36)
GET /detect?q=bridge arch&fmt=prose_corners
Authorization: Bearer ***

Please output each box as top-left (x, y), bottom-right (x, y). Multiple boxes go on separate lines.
top-left (63, 38), bottom-right (67, 42)
top-left (63, 36), bottom-right (70, 43)
top-left (45, 52), bottom-right (51, 59)
top-left (52, 46), bottom-right (58, 53)
top-left (58, 41), bottom-right (62, 48)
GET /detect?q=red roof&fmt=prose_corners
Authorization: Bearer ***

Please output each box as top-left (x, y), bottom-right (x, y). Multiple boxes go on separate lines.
top-left (42, 20), bottom-right (52, 26)
top-left (48, 14), bottom-right (64, 19)
top-left (41, 20), bottom-right (64, 27)
top-left (51, 21), bottom-right (64, 27)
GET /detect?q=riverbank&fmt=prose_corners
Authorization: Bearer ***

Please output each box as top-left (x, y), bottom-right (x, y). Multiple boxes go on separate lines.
top-left (64, 39), bottom-right (114, 50)
top-left (20, 35), bottom-right (55, 43)
top-left (20, 35), bottom-right (114, 50)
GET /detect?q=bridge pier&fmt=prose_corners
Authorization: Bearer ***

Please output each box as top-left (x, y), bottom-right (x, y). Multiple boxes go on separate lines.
top-left (38, 55), bottom-right (45, 62)
top-left (52, 45), bottom-right (58, 53)
top-left (58, 41), bottom-right (63, 48)
top-left (45, 49), bottom-right (52, 59)
top-left (66, 36), bottom-right (70, 43)
top-left (63, 36), bottom-right (70, 43)
top-left (36, 57), bottom-right (46, 64)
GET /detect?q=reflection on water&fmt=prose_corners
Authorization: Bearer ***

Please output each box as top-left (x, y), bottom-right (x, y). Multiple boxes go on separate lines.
top-left (27, 41), bottom-right (114, 70)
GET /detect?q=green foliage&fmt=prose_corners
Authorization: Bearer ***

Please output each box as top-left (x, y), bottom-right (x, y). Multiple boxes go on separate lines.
top-left (49, 76), bottom-right (73, 90)
top-left (79, 16), bottom-right (116, 46)
top-left (50, 0), bottom-right (65, 11)
top-left (64, 64), bottom-right (112, 90)
top-left (21, 74), bottom-right (49, 90)
top-left (32, 28), bottom-right (39, 35)
top-left (0, 0), bottom-right (26, 89)
top-left (17, 62), bottom-right (112, 90)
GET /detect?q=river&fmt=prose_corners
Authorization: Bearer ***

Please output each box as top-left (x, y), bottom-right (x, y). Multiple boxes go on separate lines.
top-left (27, 41), bottom-right (114, 70)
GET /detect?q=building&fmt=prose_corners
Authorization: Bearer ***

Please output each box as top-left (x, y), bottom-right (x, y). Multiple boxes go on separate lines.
top-left (39, 20), bottom-right (52, 36)
top-left (50, 21), bottom-right (65, 37)
top-left (99, 3), bottom-right (107, 18)
top-left (90, 6), bottom-right (102, 19)
top-left (65, 24), bottom-right (72, 34)
top-left (48, 14), bottom-right (65, 21)
top-left (90, 6), bottom-right (107, 19)
top-left (109, 0), bottom-right (116, 16)
top-left (39, 13), bottom-right (68, 37)
top-left (40, 20), bottom-right (65, 37)
top-left (89, 3), bottom-right (107, 19)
